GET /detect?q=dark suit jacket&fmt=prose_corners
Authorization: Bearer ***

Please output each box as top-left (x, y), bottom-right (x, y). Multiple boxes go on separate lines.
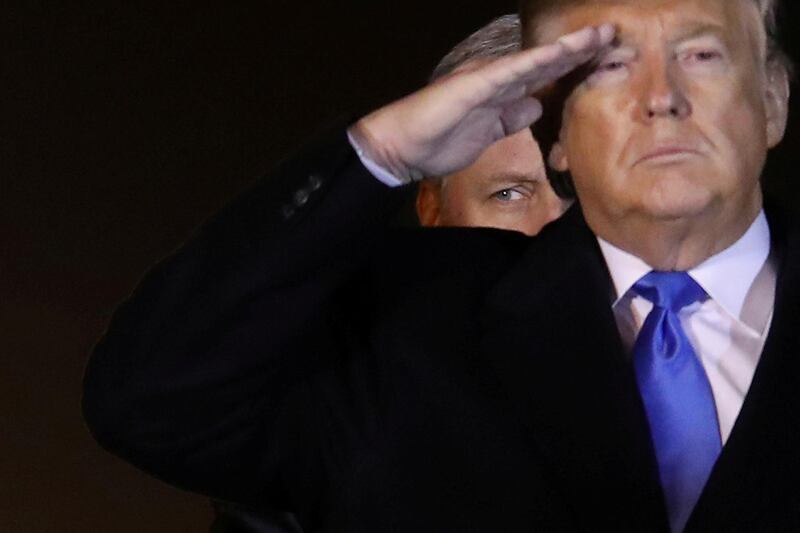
top-left (83, 126), bottom-right (800, 532)
top-left (210, 501), bottom-right (303, 533)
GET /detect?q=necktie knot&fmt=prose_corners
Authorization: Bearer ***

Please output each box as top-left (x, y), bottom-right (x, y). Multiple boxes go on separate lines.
top-left (633, 271), bottom-right (706, 312)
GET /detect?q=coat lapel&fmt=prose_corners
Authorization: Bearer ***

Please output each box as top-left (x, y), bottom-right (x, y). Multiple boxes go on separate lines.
top-left (480, 206), bottom-right (668, 531)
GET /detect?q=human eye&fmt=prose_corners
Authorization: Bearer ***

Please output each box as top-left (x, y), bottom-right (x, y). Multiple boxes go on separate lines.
top-left (680, 48), bottom-right (723, 64)
top-left (491, 188), bottom-right (526, 203)
top-left (586, 49), bottom-right (634, 85)
top-left (597, 59), bottom-right (627, 72)
top-left (695, 49), bottom-right (722, 61)
top-left (676, 38), bottom-right (727, 71)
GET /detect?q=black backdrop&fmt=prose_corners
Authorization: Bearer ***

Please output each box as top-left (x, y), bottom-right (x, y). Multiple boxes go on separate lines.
top-left (4, 1), bottom-right (800, 531)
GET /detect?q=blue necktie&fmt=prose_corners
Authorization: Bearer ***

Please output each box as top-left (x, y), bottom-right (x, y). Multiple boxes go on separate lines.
top-left (632, 271), bottom-right (721, 532)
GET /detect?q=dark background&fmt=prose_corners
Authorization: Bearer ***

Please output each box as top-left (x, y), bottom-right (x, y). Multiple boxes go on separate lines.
top-left (5, 1), bottom-right (800, 531)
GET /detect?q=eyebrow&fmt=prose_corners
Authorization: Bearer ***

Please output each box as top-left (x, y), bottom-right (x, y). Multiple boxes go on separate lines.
top-left (481, 172), bottom-right (544, 186)
top-left (669, 24), bottom-right (727, 46)
top-left (610, 22), bottom-right (727, 50)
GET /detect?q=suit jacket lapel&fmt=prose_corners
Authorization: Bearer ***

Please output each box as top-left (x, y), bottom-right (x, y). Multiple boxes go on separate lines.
top-left (480, 206), bottom-right (668, 531)
top-left (689, 208), bottom-right (800, 531)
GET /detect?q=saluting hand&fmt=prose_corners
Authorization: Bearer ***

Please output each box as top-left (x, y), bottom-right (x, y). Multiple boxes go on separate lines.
top-left (348, 23), bottom-right (615, 183)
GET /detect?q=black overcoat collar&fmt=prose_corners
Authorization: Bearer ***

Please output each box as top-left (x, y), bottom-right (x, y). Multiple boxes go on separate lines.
top-left (480, 205), bottom-right (668, 531)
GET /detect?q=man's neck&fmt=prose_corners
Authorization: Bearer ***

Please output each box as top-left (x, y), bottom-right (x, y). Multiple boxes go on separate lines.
top-left (587, 199), bottom-right (763, 271)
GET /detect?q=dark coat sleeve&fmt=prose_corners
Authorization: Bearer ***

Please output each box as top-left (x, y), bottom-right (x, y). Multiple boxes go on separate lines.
top-left (82, 125), bottom-right (412, 515)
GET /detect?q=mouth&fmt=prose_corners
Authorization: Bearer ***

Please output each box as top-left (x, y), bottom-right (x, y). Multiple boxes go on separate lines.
top-left (634, 146), bottom-right (702, 166)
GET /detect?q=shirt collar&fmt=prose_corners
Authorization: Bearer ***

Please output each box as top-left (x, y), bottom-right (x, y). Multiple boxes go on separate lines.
top-left (598, 210), bottom-right (771, 324)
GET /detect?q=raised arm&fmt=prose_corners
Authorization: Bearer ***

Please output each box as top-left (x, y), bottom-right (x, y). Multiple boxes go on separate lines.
top-left (350, 24), bottom-right (614, 181)
top-left (82, 23), bottom-right (613, 518)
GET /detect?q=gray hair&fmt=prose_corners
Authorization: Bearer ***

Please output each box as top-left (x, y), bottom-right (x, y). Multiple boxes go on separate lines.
top-left (424, 15), bottom-right (523, 186)
top-left (757, 0), bottom-right (793, 75)
top-left (430, 14), bottom-right (522, 82)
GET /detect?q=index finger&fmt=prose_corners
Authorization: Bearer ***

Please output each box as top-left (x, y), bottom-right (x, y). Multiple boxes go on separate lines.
top-left (499, 23), bottom-right (616, 93)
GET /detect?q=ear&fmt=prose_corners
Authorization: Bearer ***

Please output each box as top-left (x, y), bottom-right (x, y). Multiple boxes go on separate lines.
top-left (547, 141), bottom-right (570, 172)
top-left (416, 179), bottom-right (444, 226)
top-left (764, 63), bottom-right (790, 148)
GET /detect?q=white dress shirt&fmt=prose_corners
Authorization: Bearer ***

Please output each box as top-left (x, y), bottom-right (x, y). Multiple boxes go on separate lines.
top-left (599, 212), bottom-right (776, 444)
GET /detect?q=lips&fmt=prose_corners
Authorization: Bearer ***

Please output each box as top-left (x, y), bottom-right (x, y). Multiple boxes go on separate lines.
top-left (635, 145), bottom-right (702, 166)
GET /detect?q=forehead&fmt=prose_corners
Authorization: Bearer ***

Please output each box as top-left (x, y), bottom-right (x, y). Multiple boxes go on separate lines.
top-left (534, 0), bottom-right (763, 48)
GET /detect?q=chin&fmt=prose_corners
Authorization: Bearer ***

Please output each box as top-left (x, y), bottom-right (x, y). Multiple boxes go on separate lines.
top-left (640, 203), bottom-right (711, 221)
top-left (636, 179), bottom-right (717, 221)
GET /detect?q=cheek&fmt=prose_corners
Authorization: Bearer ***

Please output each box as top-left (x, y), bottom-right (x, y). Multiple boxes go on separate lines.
top-left (563, 97), bottom-right (631, 183)
top-left (698, 81), bottom-right (768, 175)
top-left (439, 202), bottom-right (471, 226)
top-left (438, 182), bottom-right (471, 224)
top-left (440, 188), bottom-right (496, 227)
top-left (525, 206), bottom-right (555, 233)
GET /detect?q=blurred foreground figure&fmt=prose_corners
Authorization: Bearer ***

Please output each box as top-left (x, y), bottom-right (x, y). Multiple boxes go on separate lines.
top-left (85, 1), bottom-right (798, 531)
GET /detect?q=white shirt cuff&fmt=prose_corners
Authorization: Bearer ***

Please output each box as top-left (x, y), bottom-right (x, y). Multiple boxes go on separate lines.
top-left (347, 130), bottom-right (407, 188)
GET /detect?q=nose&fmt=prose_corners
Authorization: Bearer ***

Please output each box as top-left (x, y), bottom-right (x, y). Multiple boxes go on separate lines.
top-left (642, 61), bottom-right (691, 121)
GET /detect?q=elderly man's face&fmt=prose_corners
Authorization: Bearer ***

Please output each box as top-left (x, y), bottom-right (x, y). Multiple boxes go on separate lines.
top-left (416, 129), bottom-right (570, 236)
top-left (539, 0), bottom-right (787, 243)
